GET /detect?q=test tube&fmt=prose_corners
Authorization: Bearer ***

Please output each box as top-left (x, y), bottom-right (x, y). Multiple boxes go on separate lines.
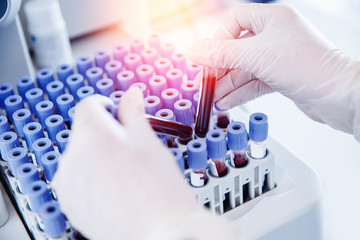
top-left (42, 151), bottom-right (60, 181)
top-left (148, 32), bottom-right (161, 50)
top-left (56, 64), bottom-right (74, 87)
top-left (56, 94), bottom-right (75, 123)
top-left (46, 81), bottom-right (65, 104)
top-left (35, 100), bottom-right (55, 128)
top-left (206, 129), bottom-right (227, 177)
top-left (160, 42), bottom-right (174, 58)
top-left (186, 63), bottom-right (202, 81)
top-left (227, 121), bottom-right (248, 168)
top-left (16, 77), bottom-right (35, 101)
top-left (145, 115), bottom-right (193, 139)
top-left (113, 44), bottom-right (128, 64)
top-left (16, 163), bottom-right (40, 194)
top-left (7, 147), bottom-right (31, 178)
top-left (174, 99), bottom-right (194, 126)
top-left (109, 91), bottom-right (124, 105)
top-left (154, 58), bottom-right (172, 76)
top-left (105, 60), bottom-right (122, 85)
top-left (216, 110), bottom-right (230, 129)
top-left (0, 116), bottom-right (11, 134)
top-left (187, 139), bottom-right (208, 187)
top-left (36, 68), bottom-right (54, 93)
top-left (129, 82), bottom-right (147, 98)
top-left (4, 95), bottom-right (24, 122)
top-left (171, 52), bottom-right (187, 74)
top-left (0, 83), bottom-right (14, 109)
top-left (56, 130), bottom-right (71, 153)
top-left (161, 88), bottom-right (179, 111)
top-left (76, 56), bottom-right (93, 77)
top-left (96, 78), bottom-right (115, 97)
top-left (13, 109), bottom-right (33, 138)
top-left (66, 74), bottom-right (85, 98)
top-left (155, 109), bottom-right (177, 148)
top-left (130, 39), bottom-right (145, 54)
top-left (45, 115), bottom-right (66, 144)
top-left (39, 201), bottom-right (66, 238)
top-left (124, 53), bottom-right (142, 72)
top-left (136, 64), bottom-right (154, 86)
top-left (181, 81), bottom-right (198, 101)
top-left (86, 67), bottom-right (104, 89)
top-left (169, 148), bottom-right (185, 173)
top-left (194, 67), bottom-right (217, 138)
top-left (94, 50), bottom-right (110, 70)
top-left (77, 86), bottom-right (95, 101)
top-left (117, 70), bottom-right (135, 91)
top-left (0, 132), bottom-right (20, 161)
top-left (26, 180), bottom-right (52, 213)
top-left (149, 75), bottom-right (167, 98)
top-left (249, 113), bottom-right (268, 159)
top-left (23, 122), bottom-right (45, 151)
top-left (144, 96), bottom-right (161, 116)
top-left (32, 138), bottom-right (54, 167)
top-left (25, 88), bottom-right (44, 115)
top-left (140, 47), bottom-right (158, 66)
top-left (166, 68), bottom-right (183, 90)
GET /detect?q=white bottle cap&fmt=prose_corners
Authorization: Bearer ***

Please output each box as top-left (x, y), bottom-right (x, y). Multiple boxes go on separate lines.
top-left (24, 0), bottom-right (64, 32)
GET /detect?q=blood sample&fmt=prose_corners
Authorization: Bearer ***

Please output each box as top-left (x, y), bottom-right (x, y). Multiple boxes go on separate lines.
top-left (216, 110), bottom-right (230, 129)
top-left (187, 139), bottom-right (208, 187)
top-left (206, 129), bottom-right (228, 177)
top-left (227, 121), bottom-right (248, 168)
top-left (194, 67), bottom-right (217, 138)
top-left (145, 115), bottom-right (193, 139)
top-left (249, 113), bottom-right (268, 159)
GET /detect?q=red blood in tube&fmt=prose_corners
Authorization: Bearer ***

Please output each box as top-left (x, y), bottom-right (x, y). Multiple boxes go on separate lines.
top-left (214, 160), bottom-right (227, 177)
top-left (146, 115), bottom-right (193, 139)
top-left (217, 115), bottom-right (230, 129)
top-left (233, 153), bottom-right (247, 168)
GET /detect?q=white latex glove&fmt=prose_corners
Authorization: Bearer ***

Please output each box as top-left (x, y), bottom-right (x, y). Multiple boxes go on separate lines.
top-left (186, 3), bottom-right (360, 141)
top-left (52, 89), bottom-right (238, 240)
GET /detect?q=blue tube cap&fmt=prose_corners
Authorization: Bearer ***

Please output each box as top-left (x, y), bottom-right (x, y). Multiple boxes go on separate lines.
top-left (0, 83), bottom-right (14, 109)
top-left (46, 81), bottom-right (65, 104)
top-left (45, 115), bottom-right (66, 143)
top-left (25, 88), bottom-right (44, 114)
top-left (39, 201), bottom-right (66, 238)
top-left (16, 163), bottom-right (40, 193)
top-left (56, 94), bottom-right (75, 121)
top-left (42, 151), bottom-right (60, 181)
top-left (227, 121), bottom-right (248, 151)
top-left (96, 78), bottom-right (115, 97)
top-left (77, 86), bottom-right (95, 101)
top-left (206, 129), bottom-right (227, 160)
top-left (32, 138), bottom-right (54, 167)
top-left (249, 113), bottom-right (268, 142)
top-left (76, 56), bottom-right (93, 76)
top-left (155, 109), bottom-right (175, 121)
top-left (169, 148), bottom-right (185, 173)
top-left (56, 130), bottom-right (71, 153)
top-left (27, 180), bottom-right (52, 213)
top-left (16, 77), bottom-right (35, 100)
top-left (5, 95), bottom-right (24, 122)
top-left (0, 116), bottom-right (11, 134)
top-left (109, 91), bottom-right (125, 105)
top-left (13, 109), bottom-right (33, 137)
top-left (66, 74), bottom-right (85, 98)
top-left (56, 64), bottom-right (74, 86)
top-left (36, 68), bottom-right (54, 93)
top-left (23, 122), bottom-right (44, 151)
top-left (7, 147), bottom-right (31, 178)
top-left (36, 101), bottom-right (55, 128)
top-left (68, 107), bottom-right (75, 126)
top-left (187, 139), bottom-right (208, 170)
top-left (0, 132), bottom-right (20, 161)
top-left (86, 67), bottom-right (103, 88)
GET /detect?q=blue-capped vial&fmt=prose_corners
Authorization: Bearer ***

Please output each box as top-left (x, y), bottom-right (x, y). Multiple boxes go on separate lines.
top-left (96, 78), bottom-right (114, 97)
top-left (0, 116), bottom-right (11, 134)
top-left (94, 50), bottom-right (110, 70)
top-left (23, 122), bottom-right (45, 151)
top-left (227, 121), bottom-right (248, 168)
top-left (187, 139), bottom-right (208, 187)
top-left (36, 101), bottom-right (55, 128)
top-left (25, 88), bottom-right (44, 115)
top-left (16, 163), bottom-right (40, 194)
top-left (66, 74), bottom-right (85, 98)
top-left (0, 83), bottom-right (14, 109)
top-left (13, 109), bottom-right (33, 138)
top-left (68, 107), bottom-right (75, 126)
top-left (56, 130), bottom-right (71, 153)
top-left (5, 95), bottom-right (24, 122)
top-left (86, 67), bottom-right (103, 89)
top-left (56, 64), bottom-right (74, 87)
top-left (46, 81), bottom-right (65, 104)
top-left (249, 113), bottom-right (268, 159)
top-left (0, 132), bottom-right (20, 161)
top-left (76, 56), bottom-right (93, 77)
top-left (36, 68), bottom-right (54, 93)
top-left (206, 129), bottom-right (227, 177)
top-left (56, 94), bottom-right (75, 122)
top-left (16, 76), bottom-right (35, 100)
top-left (42, 151), bottom-right (60, 181)
top-left (39, 201), bottom-right (66, 238)
top-left (77, 86), bottom-right (95, 101)
top-left (45, 115), bottom-right (66, 143)
top-left (169, 148), bottom-right (185, 173)
top-left (32, 138), bottom-right (54, 167)
top-left (7, 147), bottom-right (31, 178)
top-left (27, 180), bottom-right (52, 213)
top-left (109, 91), bottom-right (125, 105)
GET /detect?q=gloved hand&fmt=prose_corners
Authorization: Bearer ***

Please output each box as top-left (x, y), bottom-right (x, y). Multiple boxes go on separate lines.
top-left (52, 89), bottom-right (238, 240)
top-left (187, 3), bottom-right (360, 141)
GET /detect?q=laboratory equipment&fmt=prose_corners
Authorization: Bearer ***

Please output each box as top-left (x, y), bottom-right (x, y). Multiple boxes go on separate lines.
top-left (0, 36), bottom-right (322, 240)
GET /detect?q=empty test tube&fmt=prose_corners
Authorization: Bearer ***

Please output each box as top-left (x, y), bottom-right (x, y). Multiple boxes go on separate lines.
top-left (149, 75), bottom-right (167, 97)
top-left (13, 109), bottom-right (33, 138)
top-left (130, 39), bottom-right (145, 54)
top-left (42, 151), bottom-right (60, 181)
top-left (161, 88), bottom-right (179, 111)
top-left (36, 101), bottom-right (55, 128)
top-left (96, 78), bottom-right (115, 97)
top-left (249, 113), bottom-right (268, 159)
top-left (56, 64), bottom-right (74, 87)
top-left (129, 82), bottom-right (147, 98)
top-left (56, 130), bottom-right (71, 153)
top-left (39, 201), bottom-right (66, 238)
top-left (154, 58), bottom-right (171, 76)
top-left (124, 53), bottom-right (142, 72)
top-left (66, 74), bottom-right (85, 98)
top-left (16, 77), bottom-right (35, 100)
top-left (76, 56), bottom-right (93, 77)
top-left (36, 68), bottom-right (54, 93)
top-left (7, 147), bottom-right (31, 178)
top-left (166, 68), bottom-right (183, 89)
top-left (136, 64), bottom-right (154, 86)
top-left (23, 122), bottom-right (45, 151)
top-left (46, 81), bottom-right (65, 104)
top-left (16, 163), bottom-right (40, 193)
top-left (171, 52), bottom-right (187, 74)
top-left (109, 91), bottom-right (124, 105)
top-left (169, 148), bottom-right (185, 173)
top-left (144, 96), bottom-right (161, 116)
top-left (45, 115), bottom-right (66, 143)
top-left (0, 83), bottom-right (14, 109)
top-left (0, 132), bottom-right (20, 161)
top-left (32, 138), bottom-right (54, 167)
top-left (187, 63), bottom-right (202, 81)
top-left (5, 95), bottom-right (24, 122)
top-left (140, 47), bottom-right (158, 66)
top-left (206, 129), bottom-right (227, 177)
top-left (0, 116), bottom-right (11, 134)
top-left (25, 88), bottom-right (44, 115)
top-left (94, 50), bottom-right (110, 70)
top-left (227, 122), bottom-right (248, 168)
top-left (27, 180), bottom-right (52, 213)
top-left (113, 44), bottom-right (128, 64)
top-left (56, 94), bottom-right (75, 123)
top-left (181, 81), bottom-right (198, 101)
top-left (187, 139), bottom-right (208, 187)
top-left (77, 86), bottom-right (95, 101)
top-left (117, 70), bottom-right (135, 91)
top-left (86, 67), bottom-right (104, 89)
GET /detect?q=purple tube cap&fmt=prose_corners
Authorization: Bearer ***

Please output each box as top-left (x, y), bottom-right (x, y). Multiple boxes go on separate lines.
top-left (206, 129), bottom-right (227, 159)
top-left (187, 139), bottom-right (208, 170)
top-left (155, 109), bottom-right (174, 120)
top-left (227, 121), bottom-right (248, 151)
top-left (39, 201), bottom-right (66, 238)
top-left (249, 113), bottom-right (268, 142)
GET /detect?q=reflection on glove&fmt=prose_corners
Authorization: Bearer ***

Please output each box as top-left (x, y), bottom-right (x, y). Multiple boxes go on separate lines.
top-left (52, 89), bottom-right (238, 240)
top-left (187, 3), bottom-right (360, 141)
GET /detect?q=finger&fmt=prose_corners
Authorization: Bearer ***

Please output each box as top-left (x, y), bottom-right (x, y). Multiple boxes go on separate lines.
top-left (118, 87), bottom-right (146, 127)
top-left (216, 79), bottom-right (274, 110)
top-left (214, 69), bottom-right (254, 101)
